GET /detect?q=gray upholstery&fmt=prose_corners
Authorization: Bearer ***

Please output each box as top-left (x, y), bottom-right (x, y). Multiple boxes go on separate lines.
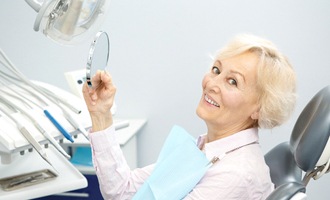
top-left (265, 85), bottom-right (330, 200)
top-left (266, 182), bottom-right (306, 200)
top-left (290, 85), bottom-right (330, 171)
top-left (264, 142), bottom-right (302, 187)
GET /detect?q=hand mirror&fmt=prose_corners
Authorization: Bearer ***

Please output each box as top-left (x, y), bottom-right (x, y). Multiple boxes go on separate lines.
top-left (86, 31), bottom-right (110, 87)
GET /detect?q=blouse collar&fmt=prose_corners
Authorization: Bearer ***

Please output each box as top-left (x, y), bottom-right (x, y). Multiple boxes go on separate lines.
top-left (197, 128), bottom-right (259, 160)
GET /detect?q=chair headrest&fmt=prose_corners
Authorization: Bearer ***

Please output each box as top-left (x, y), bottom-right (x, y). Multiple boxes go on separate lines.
top-left (290, 85), bottom-right (330, 172)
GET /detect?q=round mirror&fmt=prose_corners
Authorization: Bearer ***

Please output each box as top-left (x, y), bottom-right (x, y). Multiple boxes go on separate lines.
top-left (86, 31), bottom-right (110, 87)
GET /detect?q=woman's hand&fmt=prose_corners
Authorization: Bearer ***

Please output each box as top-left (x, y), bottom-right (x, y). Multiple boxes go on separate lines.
top-left (82, 70), bottom-right (116, 132)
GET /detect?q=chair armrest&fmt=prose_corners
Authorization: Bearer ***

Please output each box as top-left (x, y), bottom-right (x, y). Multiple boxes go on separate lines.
top-left (266, 182), bottom-right (306, 200)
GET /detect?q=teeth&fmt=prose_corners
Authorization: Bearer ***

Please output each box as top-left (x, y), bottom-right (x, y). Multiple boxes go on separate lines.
top-left (204, 95), bottom-right (220, 107)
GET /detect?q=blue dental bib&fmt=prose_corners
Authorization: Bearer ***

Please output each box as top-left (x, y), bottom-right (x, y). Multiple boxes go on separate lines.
top-left (133, 125), bottom-right (210, 200)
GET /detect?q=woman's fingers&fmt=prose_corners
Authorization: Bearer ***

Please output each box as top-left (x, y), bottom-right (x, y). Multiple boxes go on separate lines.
top-left (82, 82), bottom-right (95, 106)
top-left (82, 70), bottom-right (116, 110)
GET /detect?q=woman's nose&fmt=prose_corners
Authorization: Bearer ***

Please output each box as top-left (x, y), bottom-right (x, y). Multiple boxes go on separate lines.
top-left (203, 74), bottom-right (221, 93)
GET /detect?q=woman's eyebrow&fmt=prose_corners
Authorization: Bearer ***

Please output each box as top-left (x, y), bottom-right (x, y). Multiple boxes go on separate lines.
top-left (215, 59), bottom-right (246, 82)
top-left (215, 60), bottom-right (222, 66)
top-left (229, 69), bottom-right (245, 82)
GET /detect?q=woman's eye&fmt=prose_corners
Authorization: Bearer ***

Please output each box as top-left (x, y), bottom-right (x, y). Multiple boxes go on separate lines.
top-left (228, 78), bottom-right (237, 86)
top-left (212, 66), bottom-right (220, 74)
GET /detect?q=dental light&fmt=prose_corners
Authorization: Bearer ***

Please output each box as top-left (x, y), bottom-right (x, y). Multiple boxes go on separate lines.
top-left (25, 0), bottom-right (111, 45)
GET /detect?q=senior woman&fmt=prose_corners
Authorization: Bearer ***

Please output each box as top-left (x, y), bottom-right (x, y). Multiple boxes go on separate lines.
top-left (82, 34), bottom-right (296, 200)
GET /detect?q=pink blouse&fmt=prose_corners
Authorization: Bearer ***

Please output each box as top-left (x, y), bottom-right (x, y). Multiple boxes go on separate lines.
top-left (89, 125), bottom-right (274, 200)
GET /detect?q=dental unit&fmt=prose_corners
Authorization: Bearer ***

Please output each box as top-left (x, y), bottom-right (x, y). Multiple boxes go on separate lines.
top-left (0, 0), bottom-right (113, 198)
top-left (0, 48), bottom-right (93, 196)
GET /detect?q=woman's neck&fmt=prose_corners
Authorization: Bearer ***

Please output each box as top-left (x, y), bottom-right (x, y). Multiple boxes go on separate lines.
top-left (206, 120), bottom-right (254, 143)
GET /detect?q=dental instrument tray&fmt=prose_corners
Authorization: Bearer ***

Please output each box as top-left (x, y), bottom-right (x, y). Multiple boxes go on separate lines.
top-left (0, 169), bottom-right (57, 191)
top-left (0, 144), bottom-right (87, 199)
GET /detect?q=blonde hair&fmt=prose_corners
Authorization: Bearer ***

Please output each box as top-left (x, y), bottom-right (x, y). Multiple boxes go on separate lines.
top-left (216, 34), bottom-right (296, 129)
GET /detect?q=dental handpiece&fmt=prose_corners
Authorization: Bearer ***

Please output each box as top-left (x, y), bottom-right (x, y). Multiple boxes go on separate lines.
top-left (0, 106), bottom-right (54, 169)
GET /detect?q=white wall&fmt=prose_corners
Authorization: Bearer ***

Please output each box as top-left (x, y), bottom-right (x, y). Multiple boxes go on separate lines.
top-left (1, 0), bottom-right (329, 199)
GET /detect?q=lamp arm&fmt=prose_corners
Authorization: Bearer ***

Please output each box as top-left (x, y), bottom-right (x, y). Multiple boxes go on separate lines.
top-left (25, 0), bottom-right (44, 12)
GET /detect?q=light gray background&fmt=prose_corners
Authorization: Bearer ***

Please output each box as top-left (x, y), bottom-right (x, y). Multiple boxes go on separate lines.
top-left (0, 0), bottom-right (329, 199)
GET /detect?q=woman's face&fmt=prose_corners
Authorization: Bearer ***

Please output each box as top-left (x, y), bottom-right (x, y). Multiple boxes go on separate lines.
top-left (196, 52), bottom-right (260, 137)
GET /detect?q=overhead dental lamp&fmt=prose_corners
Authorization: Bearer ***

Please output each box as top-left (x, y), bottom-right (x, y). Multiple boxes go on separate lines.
top-left (25, 0), bottom-right (111, 45)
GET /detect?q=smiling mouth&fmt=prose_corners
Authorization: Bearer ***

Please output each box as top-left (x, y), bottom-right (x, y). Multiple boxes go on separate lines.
top-left (204, 95), bottom-right (220, 107)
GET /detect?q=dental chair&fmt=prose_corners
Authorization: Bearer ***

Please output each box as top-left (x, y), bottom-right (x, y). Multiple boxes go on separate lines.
top-left (265, 85), bottom-right (330, 200)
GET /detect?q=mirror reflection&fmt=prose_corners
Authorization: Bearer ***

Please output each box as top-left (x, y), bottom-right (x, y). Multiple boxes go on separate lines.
top-left (86, 31), bottom-right (110, 87)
